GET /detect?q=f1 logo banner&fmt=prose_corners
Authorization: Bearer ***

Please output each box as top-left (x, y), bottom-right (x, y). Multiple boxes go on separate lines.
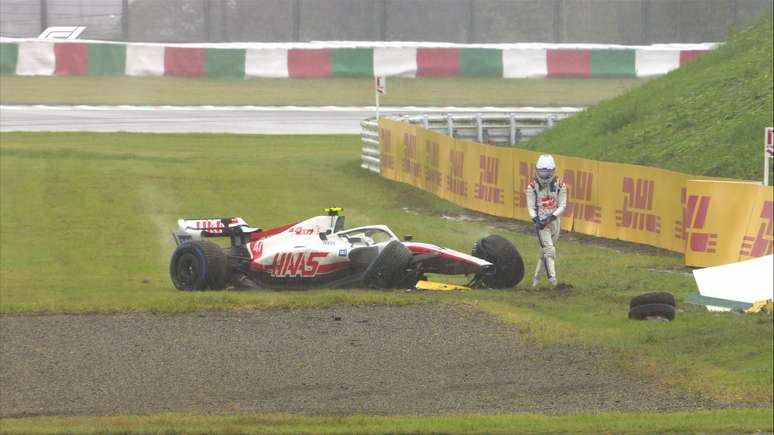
top-left (38, 26), bottom-right (86, 40)
top-left (684, 180), bottom-right (774, 267)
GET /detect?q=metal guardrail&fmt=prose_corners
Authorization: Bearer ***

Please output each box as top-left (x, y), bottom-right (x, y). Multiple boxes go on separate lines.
top-left (361, 110), bottom-right (579, 173)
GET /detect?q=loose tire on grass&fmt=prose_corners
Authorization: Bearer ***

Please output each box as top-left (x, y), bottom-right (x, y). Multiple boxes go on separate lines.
top-left (363, 241), bottom-right (413, 289)
top-left (628, 303), bottom-right (676, 321)
top-left (630, 292), bottom-right (675, 309)
top-left (472, 235), bottom-right (525, 288)
top-left (170, 240), bottom-right (229, 291)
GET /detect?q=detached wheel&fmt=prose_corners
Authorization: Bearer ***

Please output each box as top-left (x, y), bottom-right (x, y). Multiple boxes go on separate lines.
top-left (363, 241), bottom-right (413, 288)
top-left (628, 303), bottom-right (676, 321)
top-left (630, 292), bottom-right (675, 309)
top-left (169, 240), bottom-right (228, 291)
top-left (472, 235), bottom-right (524, 288)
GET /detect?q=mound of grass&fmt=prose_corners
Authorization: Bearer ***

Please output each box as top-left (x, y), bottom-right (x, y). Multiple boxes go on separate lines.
top-left (525, 15), bottom-right (774, 182)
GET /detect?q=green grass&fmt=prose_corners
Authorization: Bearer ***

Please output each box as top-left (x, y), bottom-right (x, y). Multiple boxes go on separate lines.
top-left (0, 76), bottom-right (646, 107)
top-left (525, 15), bottom-right (774, 182)
top-left (1, 132), bottom-right (771, 409)
top-left (1, 409), bottom-right (772, 434)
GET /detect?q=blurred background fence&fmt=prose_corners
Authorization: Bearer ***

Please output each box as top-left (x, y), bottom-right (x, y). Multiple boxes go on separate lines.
top-left (1, 0), bottom-right (772, 44)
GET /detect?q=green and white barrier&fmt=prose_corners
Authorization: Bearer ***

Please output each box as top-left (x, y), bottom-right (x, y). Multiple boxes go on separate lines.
top-left (0, 39), bottom-right (718, 79)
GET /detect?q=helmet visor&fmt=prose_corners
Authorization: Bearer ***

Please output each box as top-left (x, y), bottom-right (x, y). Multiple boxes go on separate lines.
top-left (536, 168), bottom-right (555, 182)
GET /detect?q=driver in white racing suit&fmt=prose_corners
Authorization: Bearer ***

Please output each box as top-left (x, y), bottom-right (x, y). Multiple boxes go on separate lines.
top-left (526, 154), bottom-right (567, 287)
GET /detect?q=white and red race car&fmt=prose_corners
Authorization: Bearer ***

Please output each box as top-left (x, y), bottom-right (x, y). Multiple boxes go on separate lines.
top-left (169, 208), bottom-right (524, 291)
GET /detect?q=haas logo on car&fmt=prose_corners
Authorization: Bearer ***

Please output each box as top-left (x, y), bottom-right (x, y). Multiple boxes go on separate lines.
top-left (194, 218), bottom-right (239, 234)
top-left (271, 252), bottom-right (328, 277)
top-left (251, 241), bottom-right (264, 258)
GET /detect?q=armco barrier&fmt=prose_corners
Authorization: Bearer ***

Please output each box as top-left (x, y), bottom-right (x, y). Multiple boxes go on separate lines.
top-left (376, 119), bottom-right (773, 268)
top-left (0, 38), bottom-right (717, 79)
top-left (360, 109), bottom-right (580, 173)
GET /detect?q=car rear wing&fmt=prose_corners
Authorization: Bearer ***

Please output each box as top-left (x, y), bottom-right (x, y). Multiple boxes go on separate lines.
top-left (172, 217), bottom-right (259, 245)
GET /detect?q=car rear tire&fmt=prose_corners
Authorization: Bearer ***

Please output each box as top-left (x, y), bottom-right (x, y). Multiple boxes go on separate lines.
top-left (629, 292), bottom-right (676, 309)
top-left (472, 235), bottom-right (525, 288)
top-left (363, 241), bottom-right (413, 289)
top-left (170, 240), bottom-right (228, 291)
top-left (628, 303), bottom-right (676, 321)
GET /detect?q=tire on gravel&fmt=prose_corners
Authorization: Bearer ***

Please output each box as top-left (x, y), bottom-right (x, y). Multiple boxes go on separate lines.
top-left (629, 292), bottom-right (676, 309)
top-left (472, 235), bottom-right (525, 289)
top-left (628, 303), bottom-right (676, 321)
top-left (170, 240), bottom-right (229, 291)
top-left (363, 240), bottom-right (413, 289)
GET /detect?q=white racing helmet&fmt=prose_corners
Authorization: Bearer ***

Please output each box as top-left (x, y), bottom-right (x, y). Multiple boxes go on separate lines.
top-left (535, 154), bottom-right (556, 185)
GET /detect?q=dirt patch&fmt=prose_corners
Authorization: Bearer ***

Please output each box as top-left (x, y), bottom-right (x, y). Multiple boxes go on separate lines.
top-left (0, 303), bottom-right (723, 417)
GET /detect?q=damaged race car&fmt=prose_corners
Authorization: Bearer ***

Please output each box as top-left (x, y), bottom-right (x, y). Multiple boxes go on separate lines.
top-left (169, 208), bottom-right (524, 291)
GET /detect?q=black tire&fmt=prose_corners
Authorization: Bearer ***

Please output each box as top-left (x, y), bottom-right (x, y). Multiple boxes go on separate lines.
top-left (628, 303), bottom-right (676, 321)
top-left (169, 240), bottom-right (228, 291)
top-left (363, 241), bottom-right (413, 288)
top-left (472, 235), bottom-right (525, 289)
top-left (630, 292), bottom-right (676, 309)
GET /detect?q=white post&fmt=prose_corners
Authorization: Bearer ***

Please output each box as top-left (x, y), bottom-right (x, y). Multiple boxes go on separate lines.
top-left (509, 113), bottom-right (516, 145)
top-left (375, 86), bottom-right (380, 120)
top-left (476, 114), bottom-right (483, 143)
top-left (375, 76), bottom-right (386, 121)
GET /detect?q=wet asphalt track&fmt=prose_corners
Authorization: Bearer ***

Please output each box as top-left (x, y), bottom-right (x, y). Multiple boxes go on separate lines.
top-left (0, 105), bottom-right (580, 134)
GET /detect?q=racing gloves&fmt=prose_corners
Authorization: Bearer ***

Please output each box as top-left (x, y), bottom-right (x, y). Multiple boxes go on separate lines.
top-left (534, 214), bottom-right (557, 230)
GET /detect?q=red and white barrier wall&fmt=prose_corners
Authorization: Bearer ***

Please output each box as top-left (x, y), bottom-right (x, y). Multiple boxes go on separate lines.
top-left (0, 39), bottom-right (718, 79)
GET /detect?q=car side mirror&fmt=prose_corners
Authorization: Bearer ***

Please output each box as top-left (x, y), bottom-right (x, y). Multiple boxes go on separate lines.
top-left (403, 234), bottom-right (413, 241)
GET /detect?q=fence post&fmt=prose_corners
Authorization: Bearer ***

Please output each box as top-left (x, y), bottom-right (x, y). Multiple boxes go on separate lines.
top-left (121, 0), bottom-right (129, 41)
top-left (379, 0), bottom-right (387, 41)
top-left (447, 114), bottom-right (453, 137)
top-left (39, 0), bottom-right (47, 35)
top-left (509, 113), bottom-right (516, 145)
top-left (422, 114), bottom-right (429, 129)
top-left (552, 0), bottom-right (562, 42)
top-left (476, 114), bottom-right (483, 143)
top-left (641, 0), bottom-right (649, 44)
top-left (292, 0), bottom-right (300, 42)
top-left (467, 0), bottom-right (475, 43)
top-left (203, 0), bottom-right (211, 42)
top-left (221, 0), bottom-right (228, 42)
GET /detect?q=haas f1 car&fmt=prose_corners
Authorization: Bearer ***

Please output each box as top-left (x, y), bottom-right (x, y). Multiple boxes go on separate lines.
top-left (169, 208), bottom-right (524, 291)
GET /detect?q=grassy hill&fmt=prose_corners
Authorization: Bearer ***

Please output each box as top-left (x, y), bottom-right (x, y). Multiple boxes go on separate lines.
top-left (525, 15), bottom-right (774, 182)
